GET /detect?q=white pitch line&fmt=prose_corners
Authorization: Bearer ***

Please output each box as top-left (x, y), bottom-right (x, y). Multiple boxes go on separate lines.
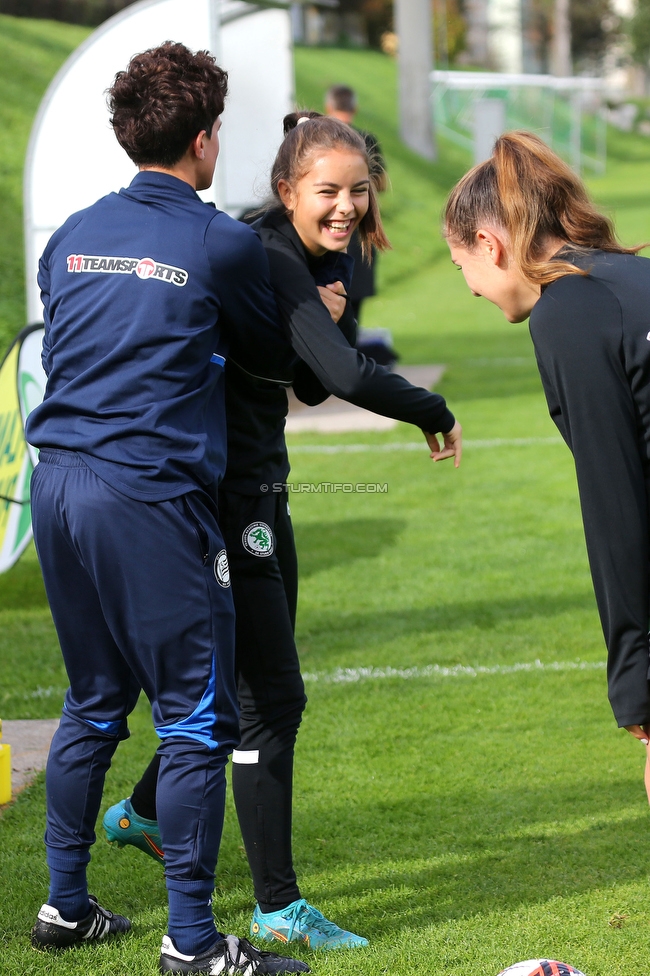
top-left (289, 437), bottom-right (562, 454)
top-left (302, 659), bottom-right (605, 684)
top-left (24, 660), bottom-right (605, 701)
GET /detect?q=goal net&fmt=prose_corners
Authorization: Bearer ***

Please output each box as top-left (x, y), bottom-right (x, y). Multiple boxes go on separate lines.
top-left (431, 70), bottom-right (606, 174)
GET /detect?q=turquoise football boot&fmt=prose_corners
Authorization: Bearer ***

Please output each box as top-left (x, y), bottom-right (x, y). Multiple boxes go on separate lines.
top-left (251, 899), bottom-right (368, 950)
top-left (103, 797), bottom-right (164, 865)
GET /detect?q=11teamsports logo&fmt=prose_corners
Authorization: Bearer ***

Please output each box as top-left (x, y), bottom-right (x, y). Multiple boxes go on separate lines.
top-left (66, 254), bottom-right (188, 287)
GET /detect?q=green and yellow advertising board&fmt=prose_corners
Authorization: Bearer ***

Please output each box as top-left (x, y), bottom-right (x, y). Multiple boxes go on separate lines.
top-left (0, 326), bottom-right (47, 573)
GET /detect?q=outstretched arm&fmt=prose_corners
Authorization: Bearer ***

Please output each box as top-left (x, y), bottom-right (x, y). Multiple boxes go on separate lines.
top-left (263, 230), bottom-right (458, 442)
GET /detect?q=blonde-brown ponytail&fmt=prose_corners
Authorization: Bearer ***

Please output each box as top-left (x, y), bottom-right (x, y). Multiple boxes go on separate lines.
top-left (445, 130), bottom-right (643, 285)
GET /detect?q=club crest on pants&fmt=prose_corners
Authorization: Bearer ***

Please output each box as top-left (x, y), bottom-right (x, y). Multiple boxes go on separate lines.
top-left (242, 521), bottom-right (274, 557)
top-left (214, 549), bottom-right (231, 587)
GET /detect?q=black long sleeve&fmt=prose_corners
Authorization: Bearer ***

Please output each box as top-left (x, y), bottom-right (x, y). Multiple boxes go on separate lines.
top-left (291, 301), bottom-right (357, 407)
top-left (292, 359), bottom-right (330, 406)
top-left (530, 267), bottom-right (650, 727)
top-left (259, 214), bottom-right (455, 435)
top-left (223, 212), bottom-right (456, 495)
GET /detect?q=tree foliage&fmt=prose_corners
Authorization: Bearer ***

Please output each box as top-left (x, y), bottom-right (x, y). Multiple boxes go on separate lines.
top-left (1, 0), bottom-right (617, 70)
top-left (570, 0), bottom-right (618, 68)
top-left (342, 0), bottom-right (465, 58)
top-left (354, 0), bottom-right (392, 49)
top-left (433, 0), bottom-right (466, 65)
top-left (630, 0), bottom-right (650, 67)
top-left (0, 0), bottom-right (135, 25)
top-left (517, 0), bottom-right (618, 72)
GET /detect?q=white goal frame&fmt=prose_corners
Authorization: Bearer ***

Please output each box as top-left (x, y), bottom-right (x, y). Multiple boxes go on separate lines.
top-left (431, 70), bottom-right (607, 173)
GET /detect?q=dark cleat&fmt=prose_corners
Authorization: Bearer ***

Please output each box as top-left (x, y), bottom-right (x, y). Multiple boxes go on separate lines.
top-left (31, 894), bottom-right (131, 950)
top-left (159, 933), bottom-right (310, 974)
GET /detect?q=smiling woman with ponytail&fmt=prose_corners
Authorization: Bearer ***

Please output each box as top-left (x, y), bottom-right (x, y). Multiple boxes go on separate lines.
top-left (446, 130), bottom-right (650, 774)
top-left (104, 107), bottom-right (462, 957)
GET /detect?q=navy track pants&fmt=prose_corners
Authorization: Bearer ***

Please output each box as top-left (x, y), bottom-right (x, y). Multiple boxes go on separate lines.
top-left (132, 488), bottom-right (307, 911)
top-left (31, 450), bottom-right (239, 884)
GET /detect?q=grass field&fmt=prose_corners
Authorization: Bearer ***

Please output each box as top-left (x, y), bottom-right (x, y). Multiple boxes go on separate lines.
top-left (3, 15), bottom-right (650, 976)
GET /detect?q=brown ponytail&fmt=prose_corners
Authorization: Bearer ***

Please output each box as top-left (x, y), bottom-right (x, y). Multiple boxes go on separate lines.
top-left (445, 130), bottom-right (643, 285)
top-left (270, 111), bottom-right (390, 260)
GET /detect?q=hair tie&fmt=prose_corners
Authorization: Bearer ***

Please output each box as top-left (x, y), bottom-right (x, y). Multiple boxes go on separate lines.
top-left (297, 116), bottom-right (311, 125)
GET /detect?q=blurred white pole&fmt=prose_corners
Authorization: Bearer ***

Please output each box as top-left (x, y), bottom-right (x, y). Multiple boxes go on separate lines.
top-left (394, 0), bottom-right (436, 160)
top-left (551, 0), bottom-right (571, 76)
top-left (473, 97), bottom-right (505, 163)
top-left (208, 0), bottom-right (225, 210)
top-left (570, 89), bottom-right (581, 171)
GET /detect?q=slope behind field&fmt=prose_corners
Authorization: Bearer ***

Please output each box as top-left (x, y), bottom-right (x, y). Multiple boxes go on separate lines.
top-left (0, 15), bottom-right (90, 353)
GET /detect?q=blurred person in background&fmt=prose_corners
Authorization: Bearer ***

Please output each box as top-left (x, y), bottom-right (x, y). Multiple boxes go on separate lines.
top-left (324, 85), bottom-right (397, 367)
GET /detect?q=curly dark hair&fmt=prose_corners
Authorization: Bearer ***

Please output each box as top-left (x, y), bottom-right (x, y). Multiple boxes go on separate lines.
top-left (107, 41), bottom-right (228, 167)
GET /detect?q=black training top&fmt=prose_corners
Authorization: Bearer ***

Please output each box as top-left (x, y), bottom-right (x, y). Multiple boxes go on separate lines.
top-left (222, 208), bottom-right (455, 495)
top-left (529, 248), bottom-right (650, 728)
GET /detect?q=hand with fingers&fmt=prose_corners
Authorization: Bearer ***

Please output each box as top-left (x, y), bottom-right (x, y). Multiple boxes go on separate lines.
top-left (317, 281), bottom-right (347, 323)
top-left (424, 421), bottom-right (462, 468)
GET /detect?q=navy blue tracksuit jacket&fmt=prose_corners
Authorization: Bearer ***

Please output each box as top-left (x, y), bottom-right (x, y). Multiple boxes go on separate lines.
top-left (26, 171), bottom-right (292, 498)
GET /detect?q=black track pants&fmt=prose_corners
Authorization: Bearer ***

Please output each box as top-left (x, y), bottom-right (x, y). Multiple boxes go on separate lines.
top-left (131, 488), bottom-right (307, 913)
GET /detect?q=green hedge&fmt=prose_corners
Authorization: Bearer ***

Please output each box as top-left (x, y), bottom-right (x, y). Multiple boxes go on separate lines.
top-left (0, 0), bottom-right (136, 26)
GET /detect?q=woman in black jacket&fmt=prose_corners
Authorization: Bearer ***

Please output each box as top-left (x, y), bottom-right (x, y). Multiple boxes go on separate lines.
top-left (104, 113), bottom-right (461, 954)
top-left (445, 130), bottom-right (650, 773)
